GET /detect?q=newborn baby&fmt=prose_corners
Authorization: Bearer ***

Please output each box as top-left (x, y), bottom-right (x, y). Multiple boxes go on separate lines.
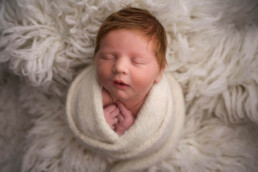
top-left (66, 8), bottom-right (185, 172)
top-left (94, 7), bottom-right (167, 135)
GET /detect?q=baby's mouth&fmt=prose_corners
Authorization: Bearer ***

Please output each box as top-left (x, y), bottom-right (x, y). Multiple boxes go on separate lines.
top-left (113, 80), bottom-right (129, 88)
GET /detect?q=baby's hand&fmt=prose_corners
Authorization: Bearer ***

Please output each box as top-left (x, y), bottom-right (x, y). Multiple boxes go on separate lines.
top-left (104, 104), bottom-right (119, 130)
top-left (115, 102), bottom-right (135, 135)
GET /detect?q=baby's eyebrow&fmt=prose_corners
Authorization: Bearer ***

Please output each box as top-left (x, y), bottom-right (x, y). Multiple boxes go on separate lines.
top-left (131, 52), bottom-right (150, 58)
top-left (97, 51), bottom-right (112, 56)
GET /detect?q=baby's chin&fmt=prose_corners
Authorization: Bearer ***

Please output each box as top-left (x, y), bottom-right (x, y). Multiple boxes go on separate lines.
top-left (115, 93), bottom-right (149, 104)
top-left (105, 85), bottom-right (149, 104)
top-left (111, 95), bottom-right (124, 103)
top-left (110, 94), bottom-right (129, 104)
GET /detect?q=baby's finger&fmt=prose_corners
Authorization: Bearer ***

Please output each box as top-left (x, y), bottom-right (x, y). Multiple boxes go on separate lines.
top-left (117, 113), bottom-right (124, 122)
top-left (115, 125), bottom-right (124, 136)
top-left (111, 117), bottom-right (118, 124)
top-left (110, 108), bottom-right (120, 118)
top-left (117, 102), bottom-right (130, 117)
top-left (104, 104), bottom-right (117, 114)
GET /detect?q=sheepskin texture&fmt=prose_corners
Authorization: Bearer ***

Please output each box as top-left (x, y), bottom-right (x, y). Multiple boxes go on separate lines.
top-left (0, 0), bottom-right (258, 172)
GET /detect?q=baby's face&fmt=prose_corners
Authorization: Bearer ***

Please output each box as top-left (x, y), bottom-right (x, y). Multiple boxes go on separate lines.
top-left (95, 29), bottom-right (163, 102)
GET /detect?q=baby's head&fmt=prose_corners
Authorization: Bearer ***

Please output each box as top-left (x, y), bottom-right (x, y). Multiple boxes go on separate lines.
top-left (94, 7), bottom-right (167, 70)
top-left (94, 7), bottom-right (167, 102)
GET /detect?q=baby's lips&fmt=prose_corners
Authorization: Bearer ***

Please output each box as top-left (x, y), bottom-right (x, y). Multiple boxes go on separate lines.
top-left (113, 79), bottom-right (129, 86)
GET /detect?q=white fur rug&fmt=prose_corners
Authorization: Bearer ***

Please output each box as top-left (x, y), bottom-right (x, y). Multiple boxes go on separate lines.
top-left (0, 0), bottom-right (258, 172)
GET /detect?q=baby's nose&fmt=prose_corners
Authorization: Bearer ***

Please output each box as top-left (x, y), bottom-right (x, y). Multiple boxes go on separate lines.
top-left (113, 57), bottom-right (128, 74)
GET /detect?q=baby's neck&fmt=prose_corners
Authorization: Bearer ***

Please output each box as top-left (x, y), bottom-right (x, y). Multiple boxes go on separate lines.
top-left (120, 97), bottom-right (146, 117)
top-left (102, 88), bottom-right (147, 117)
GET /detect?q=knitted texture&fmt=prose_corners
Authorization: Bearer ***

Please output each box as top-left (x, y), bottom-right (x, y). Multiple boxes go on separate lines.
top-left (66, 66), bottom-right (185, 172)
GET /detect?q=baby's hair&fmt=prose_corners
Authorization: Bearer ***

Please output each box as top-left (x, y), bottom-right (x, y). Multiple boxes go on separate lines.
top-left (94, 7), bottom-right (167, 70)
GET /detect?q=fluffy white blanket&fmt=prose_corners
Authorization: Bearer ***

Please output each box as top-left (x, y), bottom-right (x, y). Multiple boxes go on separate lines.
top-left (66, 66), bottom-right (185, 172)
top-left (0, 0), bottom-right (258, 172)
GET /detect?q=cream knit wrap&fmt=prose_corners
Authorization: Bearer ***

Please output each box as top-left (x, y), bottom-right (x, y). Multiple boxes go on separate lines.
top-left (66, 66), bottom-right (185, 172)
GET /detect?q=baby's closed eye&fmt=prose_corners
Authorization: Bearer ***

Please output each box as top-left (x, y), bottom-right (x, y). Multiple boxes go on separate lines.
top-left (131, 57), bottom-right (146, 64)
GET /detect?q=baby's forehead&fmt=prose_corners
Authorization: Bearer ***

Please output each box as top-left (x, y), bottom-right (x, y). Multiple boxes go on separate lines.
top-left (100, 29), bottom-right (157, 49)
top-left (103, 28), bottom-right (155, 42)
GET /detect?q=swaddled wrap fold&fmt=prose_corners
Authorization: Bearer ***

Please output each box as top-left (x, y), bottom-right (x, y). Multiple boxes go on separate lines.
top-left (66, 66), bottom-right (185, 172)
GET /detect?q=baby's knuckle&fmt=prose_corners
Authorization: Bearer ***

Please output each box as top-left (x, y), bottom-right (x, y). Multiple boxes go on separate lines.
top-left (127, 117), bottom-right (134, 123)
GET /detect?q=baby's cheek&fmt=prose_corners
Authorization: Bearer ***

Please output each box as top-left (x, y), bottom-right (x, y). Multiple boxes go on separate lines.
top-left (97, 69), bottom-right (109, 84)
top-left (133, 73), bottom-right (155, 88)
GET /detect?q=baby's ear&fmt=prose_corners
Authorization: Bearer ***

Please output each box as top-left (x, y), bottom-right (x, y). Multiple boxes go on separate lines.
top-left (154, 64), bottom-right (166, 83)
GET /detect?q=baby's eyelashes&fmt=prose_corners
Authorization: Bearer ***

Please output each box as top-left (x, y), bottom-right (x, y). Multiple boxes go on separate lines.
top-left (99, 54), bottom-right (147, 66)
top-left (131, 57), bottom-right (146, 65)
